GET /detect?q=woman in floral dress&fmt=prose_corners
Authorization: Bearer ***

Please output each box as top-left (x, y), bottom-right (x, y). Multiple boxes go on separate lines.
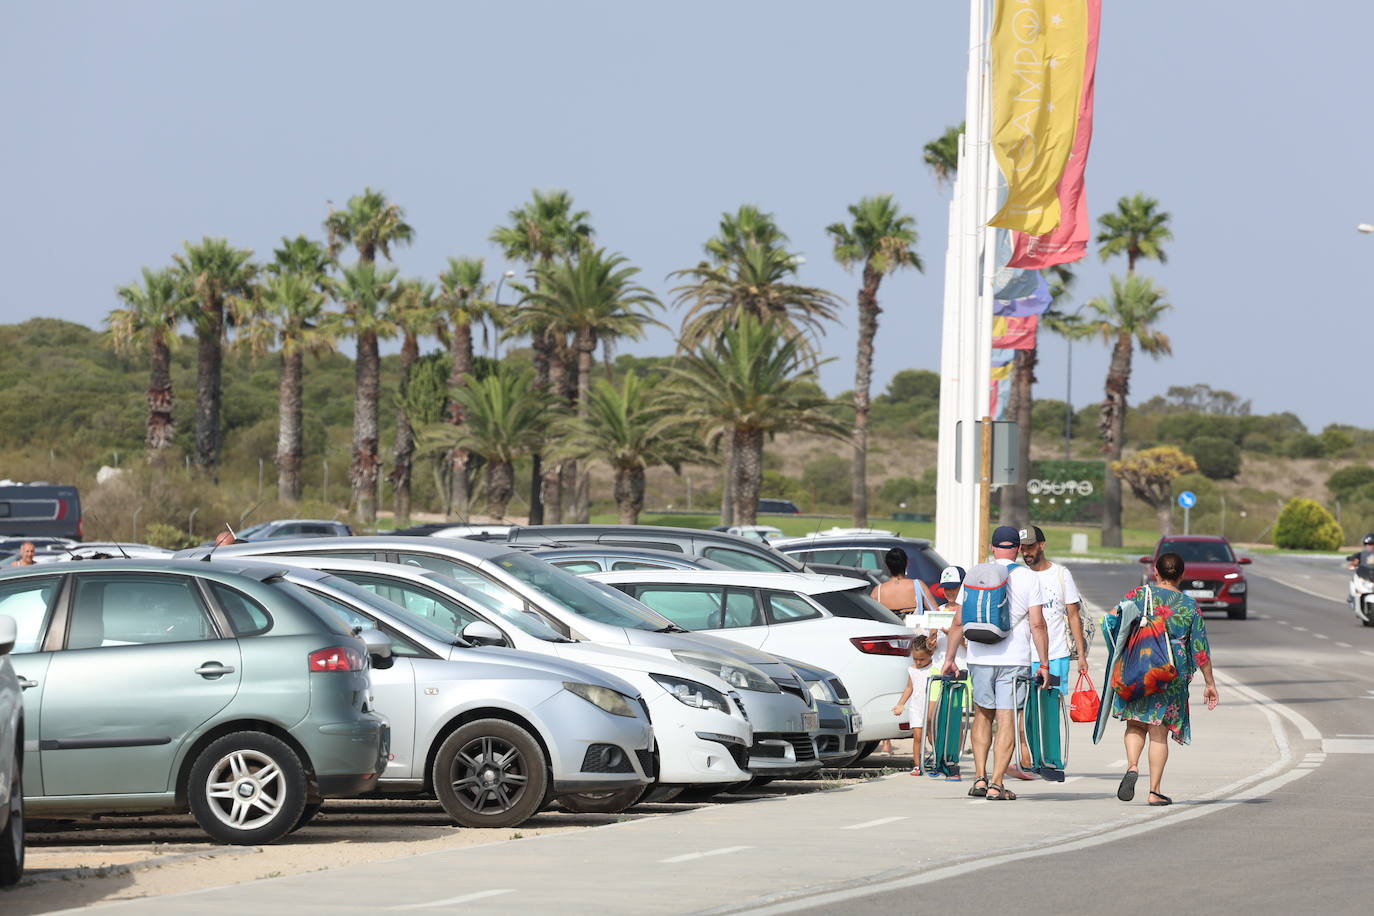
top-left (1105, 551), bottom-right (1219, 806)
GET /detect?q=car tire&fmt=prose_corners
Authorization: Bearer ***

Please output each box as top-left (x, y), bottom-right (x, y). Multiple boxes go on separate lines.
top-left (642, 786), bottom-right (684, 804)
top-left (0, 749), bottom-right (23, 887)
top-left (431, 719), bottom-right (547, 829)
top-left (188, 732), bottom-right (307, 846)
top-left (853, 741), bottom-right (880, 764)
top-left (290, 802), bottom-right (323, 833)
top-left (1227, 604), bottom-right (1247, 621)
top-left (556, 785), bottom-right (647, 814)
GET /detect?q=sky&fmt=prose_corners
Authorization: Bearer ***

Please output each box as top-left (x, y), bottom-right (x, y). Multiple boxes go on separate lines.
top-left (2, 1), bottom-right (1370, 431)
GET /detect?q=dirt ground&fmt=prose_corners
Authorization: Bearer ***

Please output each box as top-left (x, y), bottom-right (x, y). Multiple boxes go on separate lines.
top-left (0, 761), bottom-right (903, 915)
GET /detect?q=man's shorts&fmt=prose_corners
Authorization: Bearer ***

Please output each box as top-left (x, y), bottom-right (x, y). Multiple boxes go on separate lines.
top-left (969, 664), bottom-right (1031, 710)
top-left (1047, 656), bottom-right (1071, 697)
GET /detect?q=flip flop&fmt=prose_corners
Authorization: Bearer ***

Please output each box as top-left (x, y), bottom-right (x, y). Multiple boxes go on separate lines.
top-left (1006, 765), bottom-right (1038, 781)
top-left (1117, 769), bottom-right (1139, 802)
top-left (1148, 792), bottom-right (1173, 806)
top-left (985, 784), bottom-right (1017, 800)
top-left (967, 776), bottom-right (989, 797)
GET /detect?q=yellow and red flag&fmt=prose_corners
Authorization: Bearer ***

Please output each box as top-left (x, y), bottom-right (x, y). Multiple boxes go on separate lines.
top-left (989, 0), bottom-right (1090, 235)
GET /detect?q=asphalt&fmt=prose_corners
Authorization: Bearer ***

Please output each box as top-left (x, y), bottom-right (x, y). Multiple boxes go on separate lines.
top-left (48, 557), bottom-right (1364, 915)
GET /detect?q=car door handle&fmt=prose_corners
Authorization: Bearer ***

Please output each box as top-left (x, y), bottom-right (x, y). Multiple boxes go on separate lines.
top-left (195, 663), bottom-right (236, 678)
top-left (17, 678), bottom-right (38, 690)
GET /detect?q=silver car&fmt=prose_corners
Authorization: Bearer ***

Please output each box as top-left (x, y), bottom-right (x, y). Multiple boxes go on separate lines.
top-left (0, 615), bottom-right (23, 885)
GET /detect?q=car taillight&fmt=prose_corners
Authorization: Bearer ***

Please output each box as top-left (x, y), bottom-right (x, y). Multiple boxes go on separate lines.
top-left (55, 499), bottom-right (68, 520)
top-left (850, 635), bottom-right (914, 656)
top-left (77, 516), bottom-right (84, 538)
top-left (308, 646), bottom-right (364, 672)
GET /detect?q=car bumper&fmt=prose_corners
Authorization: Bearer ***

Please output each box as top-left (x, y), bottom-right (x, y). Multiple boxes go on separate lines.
top-left (647, 692), bottom-right (752, 785)
top-left (536, 688), bottom-right (655, 795)
top-left (814, 705), bottom-right (862, 764)
top-left (295, 714), bottom-right (389, 798)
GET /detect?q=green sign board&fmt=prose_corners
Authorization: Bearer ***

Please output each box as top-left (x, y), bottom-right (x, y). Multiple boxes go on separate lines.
top-left (1025, 459), bottom-right (1105, 524)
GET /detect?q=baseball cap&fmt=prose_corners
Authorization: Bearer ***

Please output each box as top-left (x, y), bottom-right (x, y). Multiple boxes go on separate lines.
top-left (939, 565), bottom-right (966, 587)
top-left (991, 525), bottom-right (1020, 548)
top-left (1019, 525), bottom-right (1046, 545)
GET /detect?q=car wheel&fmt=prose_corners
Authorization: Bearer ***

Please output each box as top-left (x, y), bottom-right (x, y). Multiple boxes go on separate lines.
top-left (1227, 604), bottom-right (1247, 621)
top-left (0, 751), bottom-right (23, 887)
top-left (853, 741), bottom-right (880, 764)
top-left (642, 786), bottom-right (684, 804)
top-left (188, 732), bottom-right (307, 846)
top-left (290, 802), bottom-right (323, 833)
top-left (556, 785), bottom-right (647, 814)
top-left (431, 719), bottom-right (547, 829)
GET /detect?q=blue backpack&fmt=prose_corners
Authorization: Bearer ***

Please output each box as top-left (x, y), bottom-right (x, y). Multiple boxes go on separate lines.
top-left (960, 561), bottom-right (1019, 644)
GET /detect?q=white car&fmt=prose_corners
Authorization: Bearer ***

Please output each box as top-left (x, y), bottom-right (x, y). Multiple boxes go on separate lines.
top-left (725, 525), bottom-right (784, 543)
top-left (589, 570), bottom-right (915, 746)
top-left (0, 615), bottom-right (24, 885)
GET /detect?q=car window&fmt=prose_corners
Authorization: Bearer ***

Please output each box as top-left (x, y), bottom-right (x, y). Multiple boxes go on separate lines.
top-left (297, 525), bottom-right (335, 536)
top-left (550, 560), bottom-right (604, 574)
top-left (600, 539), bottom-right (683, 553)
top-left (856, 550), bottom-right (885, 571)
top-left (634, 586), bottom-right (725, 629)
top-left (763, 590), bottom-right (823, 624)
top-left (611, 560), bottom-right (674, 571)
top-left (0, 576), bottom-right (60, 653)
top-left (265, 525), bottom-right (298, 538)
top-left (207, 582), bottom-right (273, 636)
top-left (721, 589), bottom-right (763, 628)
top-left (393, 552), bottom-right (527, 615)
top-left (344, 574), bottom-right (481, 634)
top-left (1159, 540), bottom-right (1235, 563)
top-left (811, 588), bottom-right (903, 624)
top-left (493, 551), bottom-right (676, 630)
top-left (795, 548), bottom-right (848, 565)
top-left (235, 523), bottom-right (270, 540)
top-left (303, 590), bottom-right (428, 657)
top-left (701, 547), bottom-right (789, 572)
top-left (69, 574), bottom-right (217, 648)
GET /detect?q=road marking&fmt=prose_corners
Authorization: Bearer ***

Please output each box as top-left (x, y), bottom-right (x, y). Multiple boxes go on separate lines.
top-left (1276, 620), bottom-right (1290, 625)
top-left (1291, 626), bottom-right (1308, 632)
top-left (1107, 759), bottom-right (1126, 769)
top-left (1362, 651), bottom-right (1374, 658)
top-left (841, 816), bottom-right (907, 830)
top-left (661, 845), bottom-right (753, 864)
top-left (1336, 642), bottom-right (1352, 648)
top-left (389, 890), bottom-right (513, 909)
top-left (1216, 670), bottom-right (1322, 741)
top-left (1322, 738), bottom-right (1374, 754)
top-left (1313, 633), bottom-right (1329, 639)
top-left (1338, 734), bottom-right (1374, 738)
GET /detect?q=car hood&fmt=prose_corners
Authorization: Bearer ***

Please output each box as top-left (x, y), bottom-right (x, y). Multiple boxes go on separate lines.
top-left (443, 644), bottom-right (640, 697)
top-left (617, 628), bottom-right (802, 683)
top-left (548, 641), bottom-right (737, 693)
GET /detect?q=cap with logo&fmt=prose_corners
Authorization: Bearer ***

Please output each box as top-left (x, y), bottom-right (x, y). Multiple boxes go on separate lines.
top-left (991, 525), bottom-right (1020, 548)
top-left (939, 565), bottom-right (966, 586)
top-left (1019, 525), bottom-right (1046, 545)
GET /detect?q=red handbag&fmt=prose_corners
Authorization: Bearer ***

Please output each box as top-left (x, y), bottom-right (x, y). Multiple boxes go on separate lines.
top-left (1069, 671), bottom-right (1101, 723)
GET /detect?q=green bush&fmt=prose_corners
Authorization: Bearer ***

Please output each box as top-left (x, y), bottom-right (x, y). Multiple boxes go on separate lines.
top-left (1282, 433), bottom-right (1325, 459)
top-left (1273, 498), bottom-right (1344, 550)
top-left (1188, 436), bottom-right (1241, 480)
top-left (143, 522), bottom-right (197, 550)
top-left (801, 454), bottom-right (852, 507)
top-left (1327, 465), bottom-right (1374, 501)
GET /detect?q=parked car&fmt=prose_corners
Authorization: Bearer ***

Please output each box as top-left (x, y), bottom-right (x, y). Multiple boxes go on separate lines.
top-left (34, 542), bottom-right (172, 563)
top-left (589, 569), bottom-right (915, 750)
top-left (0, 484), bottom-right (82, 541)
top-left (771, 533), bottom-right (949, 599)
top-left (505, 525), bottom-right (808, 573)
top-left (757, 499), bottom-right (801, 515)
top-left (246, 565), bottom-right (657, 823)
top-left (0, 614), bottom-right (24, 885)
top-left (0, 559), bottom-right (390, 845)
top-left (232, 519), bottom-right (355, 542)
top-left (528, 545), bottom-right (730, 574)
top-left (1140, 535), bottom-right (1251, 620)
top-left (773, 656), bottom-right (860, 767)
top-left (723, 525), bottom-right (785, 543)
top-left (180, 538), bottom-right (823, 783)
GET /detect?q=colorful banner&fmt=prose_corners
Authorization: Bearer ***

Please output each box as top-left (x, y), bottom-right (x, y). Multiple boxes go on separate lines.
top-left (1010, 0), bottom-right (1102, 268)
top-left (990, 371), bottom-right (1014, 420)
top-left (993, 315), bottom-right (1039, 350)
top-left (989, 0), bottom-right (1090, 235)
top-left (994, 272), bottom-right (1052, 317)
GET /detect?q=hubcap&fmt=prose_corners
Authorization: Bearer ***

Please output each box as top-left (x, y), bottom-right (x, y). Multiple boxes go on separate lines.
top-left (450, 736), bottom-right (528, 814)
top-left (204, 749), bottom-right (285, 830)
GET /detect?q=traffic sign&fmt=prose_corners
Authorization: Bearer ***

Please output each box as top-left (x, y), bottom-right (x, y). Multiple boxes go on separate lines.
top-left (1178, 490), bottom-right (1197, 509)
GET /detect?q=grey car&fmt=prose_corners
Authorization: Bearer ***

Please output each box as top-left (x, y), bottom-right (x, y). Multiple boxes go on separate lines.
top-left (0, 560), bottom-right (389, 845)
top-left (505, 525), bottom-right (808, 573)
top-left (529, 545), bottom-right (731, 574)
top-left (0, 615), bottom-right (23, 884)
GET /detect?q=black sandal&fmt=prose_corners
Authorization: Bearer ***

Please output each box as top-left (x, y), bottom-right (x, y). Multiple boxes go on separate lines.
top-left (1117, 769), bottom-right (1138, 802)
top-left (986, 784), bottom-right (1017, 800)
top-left (968, 776), bottom-right (989, 798)
top-left (1148, 791), bottom-right (1173, 806)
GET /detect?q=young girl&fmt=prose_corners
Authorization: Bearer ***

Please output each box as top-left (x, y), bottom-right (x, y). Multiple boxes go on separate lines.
top-left (891, 642), bottom-right (937, 775)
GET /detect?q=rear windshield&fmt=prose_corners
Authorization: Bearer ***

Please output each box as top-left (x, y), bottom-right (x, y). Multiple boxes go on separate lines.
top-left (265, 580), bottom-right (356, 636)
top-left (492, 551), bottom-right (676, 630)
top-left (811, 588), bottom-right (904, 625)
top-left (313, 574), bottom-right (464, 646)
top-left (1158, 540), bottom-right (1235, 563)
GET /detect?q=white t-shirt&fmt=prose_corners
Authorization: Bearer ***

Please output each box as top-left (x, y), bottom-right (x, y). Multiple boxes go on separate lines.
top-left (965, 558), bottom-right (1044, 668)
top-left (1032, 562), bottom-right (1080, 662)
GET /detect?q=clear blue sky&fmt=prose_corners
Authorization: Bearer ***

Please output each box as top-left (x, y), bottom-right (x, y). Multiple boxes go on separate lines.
top-left (2, 1), bottom-right (1368, 430)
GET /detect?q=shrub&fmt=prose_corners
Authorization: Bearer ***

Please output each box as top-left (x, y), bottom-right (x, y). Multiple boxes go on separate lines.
top-left (801, 454), bottom-right (852, 507)
top-left (1188, 436), bottom-right (1241, 480)
top-left (1273, 498), bottom-right (1344, 550)
top-left (143, 522), bottom-right (197, 550)
top-left (1327, 465), bottom-right (1374, 501)
top-left (1282, 433), bottom-right (1325, 459)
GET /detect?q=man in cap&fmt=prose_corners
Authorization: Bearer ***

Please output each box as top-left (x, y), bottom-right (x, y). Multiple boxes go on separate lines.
top-left (942, 525), bottom-right (1050, 801)
top-left (1019, 526), bottom-right (1089, 696)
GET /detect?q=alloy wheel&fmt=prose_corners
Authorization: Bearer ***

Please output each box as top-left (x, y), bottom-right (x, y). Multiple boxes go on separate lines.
top-left (448, 736), bottom-right (529, 814)
top-left (203, 749), bottom-right (286, 830)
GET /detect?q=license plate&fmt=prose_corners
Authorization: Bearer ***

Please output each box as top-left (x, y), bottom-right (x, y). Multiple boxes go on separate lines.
top-left (849, 714), bottom-right (863, 733)
top-left (803, 711), bottom-right (819, 731)
top-left (1185, 589), bottom-right (1214, 599)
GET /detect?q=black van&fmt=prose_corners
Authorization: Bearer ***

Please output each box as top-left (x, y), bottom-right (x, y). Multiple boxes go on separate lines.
top-left (0, 484), bottom-right (82, 539)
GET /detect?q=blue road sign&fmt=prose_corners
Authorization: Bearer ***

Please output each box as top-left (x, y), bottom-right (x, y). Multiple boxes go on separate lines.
top-left (1178, 490), bottom-right (1197, 509)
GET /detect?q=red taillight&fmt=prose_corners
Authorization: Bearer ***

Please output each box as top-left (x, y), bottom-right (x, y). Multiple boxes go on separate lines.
top-left (308, 646), bottom-right (364, 672)
top-left (77, 516), bottom-right (84, 538)
top-left (55, 499), bottom-right (68, 520)
top-left (850, 635), bottom-right (915, 656)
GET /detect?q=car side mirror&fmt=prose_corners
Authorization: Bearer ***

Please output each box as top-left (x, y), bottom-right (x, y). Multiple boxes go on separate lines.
top-left (0, 615), bottom-right (15, 656)
top-left (461, 620), bottom-right (507, 647)
top-left (359, 628), bottom-right (393, 669)
top-left (1238, 557), bottom-right (1252, 565)
top-left (1138, 556), bottom-right (1152, 564)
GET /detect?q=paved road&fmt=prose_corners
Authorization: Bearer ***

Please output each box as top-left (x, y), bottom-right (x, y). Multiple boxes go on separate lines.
top-left (793, 557), bottom-right (1374, 915)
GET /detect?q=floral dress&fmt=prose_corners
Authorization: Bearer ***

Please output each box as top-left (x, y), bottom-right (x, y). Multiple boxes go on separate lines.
top-left (1104, 585), bottom-right (1211, 745)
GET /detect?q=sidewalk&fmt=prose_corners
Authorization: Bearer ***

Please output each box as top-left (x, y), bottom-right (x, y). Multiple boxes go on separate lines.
top-left (76, 674), bottom-right (1292, 915)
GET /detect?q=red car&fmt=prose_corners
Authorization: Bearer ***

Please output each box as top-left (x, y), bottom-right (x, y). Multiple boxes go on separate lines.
top-left (1139, 535), bottom-right (1252, 620)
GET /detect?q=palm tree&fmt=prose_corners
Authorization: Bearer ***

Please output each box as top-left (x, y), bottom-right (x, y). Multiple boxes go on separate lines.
top-left (662, 316), bottom-right (849, 525)
top-left (490, 189), bottom-right (595, 523)
top-left (553, 374), bottom-right (704, 524)
top-left (325, 188), bottom-right (415, 264)
top-left (172, 237), bottom-right (257, 474)
top-left (333, 262), bottom-right (399, 525)
top-left (923, 123), bottom-right (964, 186)
top-left (1096, 193), bottom-right (1172, 274)
top-left (237, 271), bottom-right (336, 502)
top-left (269, 234), bottom-right (334, 281)
top-left (827, 194), bottom-right (923, 526)
top-left (704, 204), bottom-right (789, 263)
top-left (387, 279), bottom-right (437, 527)
top-left (1086, 274), bottom-right (1173, 547)
top-left (107, 267), bottom-right (188, 458)
top-left (436, 257), bottom-right (496, 520)
top-left (423, 367), bottom-right (552, 519)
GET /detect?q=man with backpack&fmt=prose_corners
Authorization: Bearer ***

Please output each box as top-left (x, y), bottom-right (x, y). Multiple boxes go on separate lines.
top-left (942, 525), bottom-right (1052, 801)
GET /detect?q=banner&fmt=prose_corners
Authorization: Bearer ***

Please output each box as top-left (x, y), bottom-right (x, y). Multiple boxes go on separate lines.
top-left (994, 272), bottom-right (1052, 317)
top-left (989, 0), bottom-right (1090, 235)
top-left (993, 315), bottom-right (1039, 350)
top-left (1010, 0), bottom-right (1102, 268)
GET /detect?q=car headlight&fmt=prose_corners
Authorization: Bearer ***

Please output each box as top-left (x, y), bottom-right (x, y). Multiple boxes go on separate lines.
top-left (1227, 581), bottom-right (1247, 595)
top-left (563, 682), bottom-right (639, 718)
top-left (671, 650), bottom-right (781, 693)
top-left (807, 679), bottom-right (834, 703)
top-left (1223, 572), bottom-right (1240, 580)
top-left (651, 674), bottom-right (731, 714)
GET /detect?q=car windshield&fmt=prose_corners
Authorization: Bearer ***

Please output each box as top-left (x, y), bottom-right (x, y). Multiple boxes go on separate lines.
top-left (264, 580), bottom-right (356, 637)
top-left (415, 571), bottom-right (571, 642)
top-left (236, 523), bottom-right (271, 540)
top-left (812, 588), bottom-right (904, 625)
top-left (312, 574), bottom-right (465, 646)
top-left (492, 551), bottom-right (676, 630)
top-left (1159, 540), bottom-right (1235, 563)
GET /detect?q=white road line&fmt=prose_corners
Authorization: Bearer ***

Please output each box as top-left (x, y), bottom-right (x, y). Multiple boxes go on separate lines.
top-left (841, 816), bottom-right (907, 830)
top-left (1336, 642), bottom-right (1352, 648)
top-left (661, 845), bottom-right (752, 864)
top-left (1276, 620), bottom-right (1290, 625)
top-left (1216, 670), bottom-right (1323, 741)
top-left (1291, 626), bottom-right (1308, 632)
top-left (389, 889), bottom-right (513, 910)
top-left (1314, 633), bottom-right (1330, 639)
top-left (1107, 758), bottom-right (1126, 769)
top-left (1362, 651), bottom-right (1374, 658)
top-left (1337, 734), bottom-right (1374, 737)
